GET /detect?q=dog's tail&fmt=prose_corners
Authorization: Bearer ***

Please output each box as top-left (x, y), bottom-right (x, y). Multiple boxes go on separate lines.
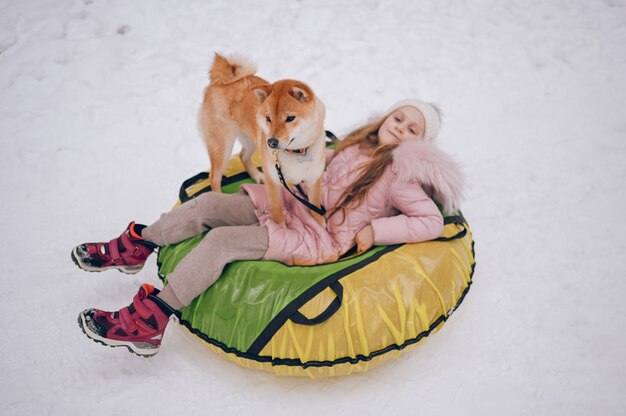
top-left (209, 53), bottom-right (257, 86)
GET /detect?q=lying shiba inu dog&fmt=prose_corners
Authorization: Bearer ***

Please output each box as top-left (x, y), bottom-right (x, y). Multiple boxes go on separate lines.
top-left (199, 53), bottom-right (327, 227)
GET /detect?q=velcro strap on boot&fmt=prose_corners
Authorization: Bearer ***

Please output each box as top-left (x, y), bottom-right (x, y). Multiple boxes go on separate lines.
top-left (119, 307), bottom-right (137, 333)
top-left (119, 231), bottom-right (140, 255)
top-left (132, 296), bottom-right (153, 320)
top-left (108, 238), bottom-right (124, 265)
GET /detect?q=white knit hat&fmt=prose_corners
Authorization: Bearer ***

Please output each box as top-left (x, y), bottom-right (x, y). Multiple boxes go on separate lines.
top-left (386, 99), bottom-right (442, 142)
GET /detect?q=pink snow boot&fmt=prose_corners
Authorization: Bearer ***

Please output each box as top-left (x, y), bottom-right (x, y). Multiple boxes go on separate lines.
top-left (71, 221), bottom-right (156, 274)
top-left (77, 284), bottom-right (176, 357)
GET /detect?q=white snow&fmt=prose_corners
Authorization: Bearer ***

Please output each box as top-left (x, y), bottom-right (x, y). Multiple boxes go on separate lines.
top-left (1, 0), bottom-right (625, 414)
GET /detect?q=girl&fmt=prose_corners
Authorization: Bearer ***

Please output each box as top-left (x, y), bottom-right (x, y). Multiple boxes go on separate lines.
top-left (73, 99), bottom-right (464, 357)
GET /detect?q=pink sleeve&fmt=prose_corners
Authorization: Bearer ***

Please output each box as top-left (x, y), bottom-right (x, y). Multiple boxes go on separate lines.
top-left (370, 181), bottom-right (444, 245)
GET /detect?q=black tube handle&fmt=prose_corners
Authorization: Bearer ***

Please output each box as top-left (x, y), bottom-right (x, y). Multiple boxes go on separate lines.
top-left (290, 281), bottom-right (344, 326)
top-left (178, 172), bottom-right (210, 203)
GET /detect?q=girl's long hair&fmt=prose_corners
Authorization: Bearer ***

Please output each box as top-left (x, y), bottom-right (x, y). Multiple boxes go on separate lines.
top-left (327, 112), bottom-right (399, 221)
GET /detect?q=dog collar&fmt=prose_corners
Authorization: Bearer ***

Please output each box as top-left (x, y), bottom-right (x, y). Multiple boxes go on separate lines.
top-left (284, 147), bottom-right (308, 155)
top-left (273, 147), bottom-right (312, 163)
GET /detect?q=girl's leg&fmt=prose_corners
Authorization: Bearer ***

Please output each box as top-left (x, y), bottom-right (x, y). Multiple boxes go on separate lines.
top-left (161, 224), bottom-right (269, 306)
top-left (77, 223), bottom-right (268, 356)
top-left (78, 282), bottom-right (176, 357)
top-left (72, 222), bottom-right (156, 274)
top-left (142, 192), bottom-right (258, 246)
top-left (72, 193), bottom-right (258, 274)
top-left (158, 285), bottom-right (184, 309)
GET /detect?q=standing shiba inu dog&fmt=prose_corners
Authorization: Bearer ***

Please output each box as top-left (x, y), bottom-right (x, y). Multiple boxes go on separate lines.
top-left (199, 53), bottom-right (327, 227)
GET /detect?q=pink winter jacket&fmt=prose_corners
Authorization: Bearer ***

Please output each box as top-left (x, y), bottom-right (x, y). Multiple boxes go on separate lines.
top-left (240, 139), bottom-right (464, 266)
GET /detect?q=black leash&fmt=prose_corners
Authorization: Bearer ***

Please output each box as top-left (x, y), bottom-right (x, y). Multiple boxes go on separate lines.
top-left (273, 150), bottom-right (327, 216)
top-left (272, 130), bottom-right (338, 216)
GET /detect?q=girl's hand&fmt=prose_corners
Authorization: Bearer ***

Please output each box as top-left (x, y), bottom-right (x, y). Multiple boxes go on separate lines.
top-left (356, 225), bottom-right (374, 254)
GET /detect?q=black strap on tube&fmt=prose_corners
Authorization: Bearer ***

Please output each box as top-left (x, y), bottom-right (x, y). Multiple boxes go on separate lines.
top-left (290, 281), bottom-right (344, 325)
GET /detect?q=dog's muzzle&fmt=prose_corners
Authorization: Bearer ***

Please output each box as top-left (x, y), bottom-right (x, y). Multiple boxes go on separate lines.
top-left (267, 138), bottom-right (280, 149)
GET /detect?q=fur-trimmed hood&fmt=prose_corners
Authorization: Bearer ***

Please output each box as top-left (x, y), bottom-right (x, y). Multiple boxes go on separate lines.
top-left (391, 140), bottom-right (464, 212)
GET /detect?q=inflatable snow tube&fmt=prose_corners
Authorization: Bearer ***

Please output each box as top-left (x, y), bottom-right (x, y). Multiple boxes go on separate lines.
top-left (158, 146), bottom-right (475, 378)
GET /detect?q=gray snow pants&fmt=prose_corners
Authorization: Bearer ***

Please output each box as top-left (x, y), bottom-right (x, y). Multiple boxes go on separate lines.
top-left (142, 192), bottom-right (269, 307)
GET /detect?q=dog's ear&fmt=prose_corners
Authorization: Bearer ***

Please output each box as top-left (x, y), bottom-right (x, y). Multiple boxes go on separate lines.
top-left (253, 85), bottom-right (271, 102)
top-left (290, 83), bottom-right (312, 103)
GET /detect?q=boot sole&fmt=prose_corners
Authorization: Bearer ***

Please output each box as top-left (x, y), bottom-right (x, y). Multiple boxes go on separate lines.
top-left (71, 247), bottom-right (144, 275)
top-left (77, 312), bottom-right (159, 358)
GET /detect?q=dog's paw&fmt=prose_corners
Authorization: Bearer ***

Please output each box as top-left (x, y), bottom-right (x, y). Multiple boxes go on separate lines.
top-left (270, 218), bottom-right (287, 228)
top-left (270, 212), bottom-right (286, 228)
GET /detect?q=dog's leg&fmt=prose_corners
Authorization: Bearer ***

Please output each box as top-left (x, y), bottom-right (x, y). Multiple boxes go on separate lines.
top-left (266, 178), bottom-right (286, 227)
top-left (261, 154), bottom-right (286, 227)
top-left (305, 177), bottom-right (326, 228)
top-left (239, 134), bottom-right (263, 184)
top-left (202, 123), bottom-right (237, 193)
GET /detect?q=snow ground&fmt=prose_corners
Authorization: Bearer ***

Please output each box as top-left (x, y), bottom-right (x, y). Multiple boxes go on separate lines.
top-left (1, 0), bottom-right (625, 414)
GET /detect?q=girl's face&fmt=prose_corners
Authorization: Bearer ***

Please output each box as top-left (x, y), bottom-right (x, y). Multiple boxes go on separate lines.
top-left (378, 106), bottom-right (426, 145)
